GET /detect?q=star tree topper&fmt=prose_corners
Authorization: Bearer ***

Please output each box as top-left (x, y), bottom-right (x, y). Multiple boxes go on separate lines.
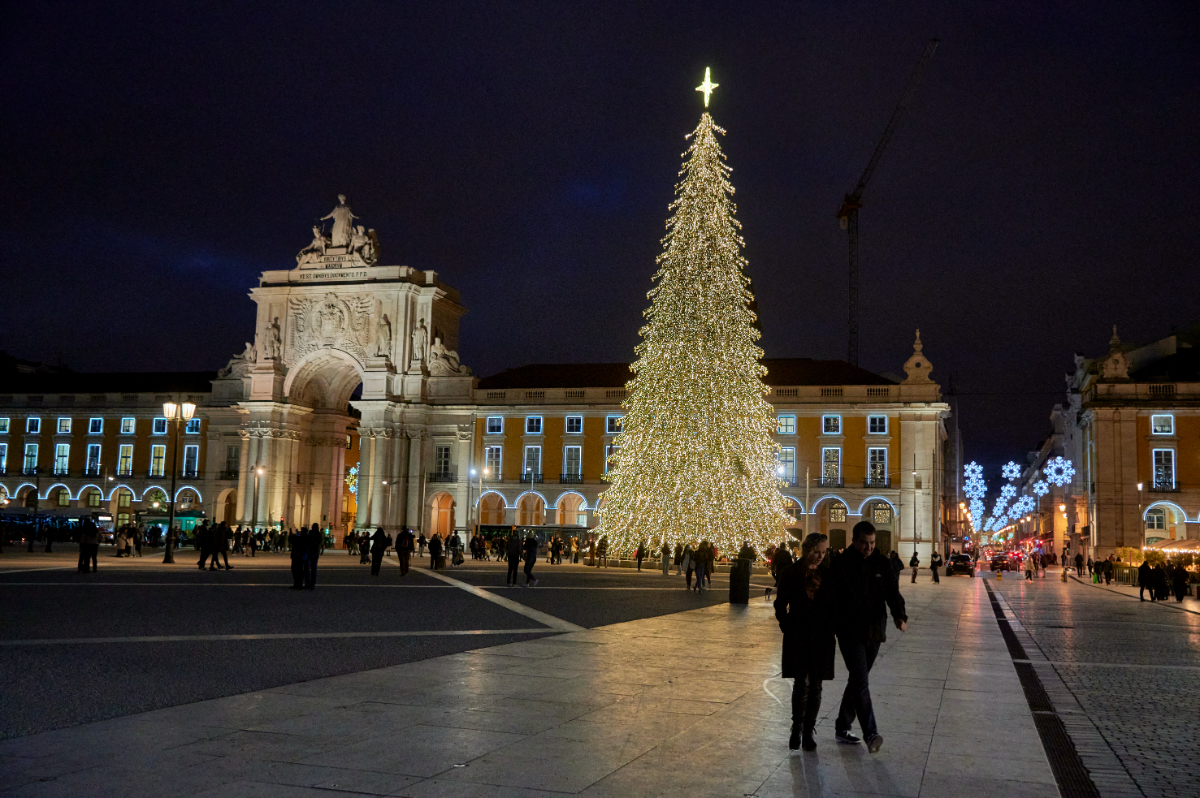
top-left (696, 67), bottom-right (718, 107)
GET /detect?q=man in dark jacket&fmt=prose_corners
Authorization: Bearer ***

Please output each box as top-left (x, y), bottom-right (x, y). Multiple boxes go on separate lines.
top-left (396, 528), bottom-right (415, 576)
top-left (506, 532), bottom-right (523, 585)
top-left (304, 524), bottom-right (323, 589)
top-left (523, 532), bottom-right (540, 586)
top-left (1137, 560), bottom-right (1153, 600)
top-left (196, 521), bottom-right (213, 570)
top-left (212, 522), bottom-right (233, 571)
top-left (829, 521), bottom-right (907, 754)
top-left (369, 527), bottom-right (391, 576)
top-left (288, 528), bottom-right (305, 589)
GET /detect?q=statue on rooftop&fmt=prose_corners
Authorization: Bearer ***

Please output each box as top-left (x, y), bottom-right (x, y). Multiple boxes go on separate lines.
top-left (320, 194), bottom-right (358, 248)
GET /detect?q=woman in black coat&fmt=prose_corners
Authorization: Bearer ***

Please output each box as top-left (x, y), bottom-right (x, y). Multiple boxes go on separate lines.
top-left (774, 532), bottom-right (835, 752)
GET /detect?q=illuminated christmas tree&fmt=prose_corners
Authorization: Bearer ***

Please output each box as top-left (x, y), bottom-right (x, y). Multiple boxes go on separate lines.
top-left (597, 75), bottom-right (789, 557)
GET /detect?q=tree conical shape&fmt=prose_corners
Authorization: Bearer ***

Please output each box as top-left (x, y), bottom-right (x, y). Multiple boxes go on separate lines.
top-left (597, 113), bottom-right (789, 557)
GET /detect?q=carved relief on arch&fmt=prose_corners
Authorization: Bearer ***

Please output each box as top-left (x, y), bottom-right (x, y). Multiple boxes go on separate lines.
top-left (287, 292), bottom-right (373, 366)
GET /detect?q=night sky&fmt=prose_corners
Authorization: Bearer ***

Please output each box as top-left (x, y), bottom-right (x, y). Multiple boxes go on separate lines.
top-left (4, 1), bottom-right (1199, 476)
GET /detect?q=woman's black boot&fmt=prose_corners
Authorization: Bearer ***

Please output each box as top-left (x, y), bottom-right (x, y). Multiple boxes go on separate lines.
top-left (788, 723), bottom-right (801, 750)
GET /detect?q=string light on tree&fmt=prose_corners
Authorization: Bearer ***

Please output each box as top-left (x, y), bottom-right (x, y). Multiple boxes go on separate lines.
top-left (595, 70), bottom-right (789, 557)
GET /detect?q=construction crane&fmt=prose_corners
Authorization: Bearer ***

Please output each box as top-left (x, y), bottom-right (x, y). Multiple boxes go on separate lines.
top-left (837, 38), bottom-right (938, 367)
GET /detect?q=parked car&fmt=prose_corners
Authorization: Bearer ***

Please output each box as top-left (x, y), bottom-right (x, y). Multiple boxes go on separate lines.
top-left (946, 554), bottom-right (975, 577)
top-left (990, 556), bottom-right (1012, 572)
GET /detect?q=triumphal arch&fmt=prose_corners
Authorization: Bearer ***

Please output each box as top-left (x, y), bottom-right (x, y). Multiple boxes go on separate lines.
top-left (207, 196), bottom-right (475, 533)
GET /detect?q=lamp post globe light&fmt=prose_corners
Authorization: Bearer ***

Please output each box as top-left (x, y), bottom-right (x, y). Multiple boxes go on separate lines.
top-left (161, 400), bottom-right (196, 564)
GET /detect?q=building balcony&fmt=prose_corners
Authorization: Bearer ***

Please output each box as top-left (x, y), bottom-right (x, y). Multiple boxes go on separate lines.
top-left (560, 473), bottom-right (584, 484)
top-left (819, 478), bottom-right (844, 488)
top-left (1149, 482), bottom-right (1180, 493)
top-left (864, 477), bottom-right (891, 488)
top-left (219, 470), bottom-right (239, 480)
top-left (181, 469), bottom-right (198, 478)
top-left (520, 472), bottom-right (544, 484)
top-left (428, 471), bottom-right (457, 483)
top-left (85, 465), bottom-right (102, 476)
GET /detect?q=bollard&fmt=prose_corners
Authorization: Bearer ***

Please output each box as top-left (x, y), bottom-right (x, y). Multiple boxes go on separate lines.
top-left (996, 570), bottom-right (1002, 580)
top-left (1061, 568), bottom-right (1068, 583)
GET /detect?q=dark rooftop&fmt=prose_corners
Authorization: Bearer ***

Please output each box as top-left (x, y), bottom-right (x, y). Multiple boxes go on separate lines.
top-left (477, 358), bottom-right (897, 390)
top-left (1130, 347), bottom-right (1200, 383)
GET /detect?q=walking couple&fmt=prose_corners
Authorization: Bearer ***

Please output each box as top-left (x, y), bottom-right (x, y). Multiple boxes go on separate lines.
top-left (774, 520), bottom-right (907, 753)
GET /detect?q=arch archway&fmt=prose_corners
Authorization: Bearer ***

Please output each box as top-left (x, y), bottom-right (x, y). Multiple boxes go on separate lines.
top-left (217, 488), bottom-right (238, 525)
top-left (80, 486), bottom-right (104, 510)
top-left (517, 493), bottom-right (545, 526)
top-left (1145, 502), bottom-right (1185, 542)
top-left (176, 488), bottom-right (200, 511)
top-left (556, 492), bottom-right (586, 525)
top-left (284, 349), bottom-right (366, 411)
top-left (479, 492), bottom-right (506, 525)
top-left (428, 492), bottom-right (456, 538)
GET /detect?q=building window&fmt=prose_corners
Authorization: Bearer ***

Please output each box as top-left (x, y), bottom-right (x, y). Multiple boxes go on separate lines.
top-left (0, 443), bottom-right (6, 472)
top-left (486, 416), bottom-right (504, 434)
top-left (118, 444), bottom-right (133, 476)
top-left (434, 445), bottom-right (452, 476)
top-left (822, 415), bottom-right (841, 434)
top-left (523, 446), bottom-right (542, 477)
top-left (778, 447), bottom-right (796, 483)
top-left (57, 418), bottom-right (72, 434)
top-left (120, 418), bottom-right (135, 434)
top-left (873, 504), bottom-right (893, 525)
top-left (117, 489), bottom-right (132, 508)
top-left (86, 489), bottom-right (101, 508)
top-left (225, 445), bottom-right (240, 475)
top-left (88, 418), bottom-right (103, 434)
top-left (182, 445), bottom-right (199, 477)
top-left (605, 444), bottom-right (618, 472)
top-left (606, 415), bottom-right (622, 434)
top-left (564, 445), bottom-right (582, 476)
top-left (53, 443), bottom-right (69, 475)
top-left (23, 443), bottom-right (38, 473)
top-left (0, 418), bottom-right (8, 434)
top-left (777, 415), bottom-right (796, 435)
top-left (86, 444), bottom-right (101, 475)
top-left (117, 513), bottom-right (130, 527)
top-left (185, 418), bottom-right (201, 434)
top-left (822, 447), bottom-right (841, 485)
top-left (868, 415), bottom-right (887, 434)
top-left (1151, 415), bottom-right (1174, 435)
top-left (345, 433), bottom-right (353, 449)
top-left (150, 445), bottom-right (166, 477)
top-left (152, 418), bottom-right (167, 435)
top-left (484, 446), bottom-right (502, 477)
top-left (1146, 508), bottom-right (1165, 530)
top-left (565, 416), bottom-right (583, 434)
top-left (27, 417), bottom-right (41, 434)
top-left (829, 502), bottom-right (847, 523)
top-left (1152, 449), bottom-right (1175, 489)
top-left (525, 416), bottom-right (542, 434)
top-left (57, 489), bottom-right (70, 507)
top-left (868, 447), bottom-right (887, 486)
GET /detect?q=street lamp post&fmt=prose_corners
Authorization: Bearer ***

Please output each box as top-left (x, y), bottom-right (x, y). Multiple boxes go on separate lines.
top-left (467, 468), bottom-right (476, 542)
top-left (1136, 482), bottom-right (1144, 548)
top-left (161, 400), bottom-right (196, 564)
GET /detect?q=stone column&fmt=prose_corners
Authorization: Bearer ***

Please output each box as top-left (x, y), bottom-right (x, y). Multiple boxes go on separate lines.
top-left (368, 429), bottom-right (390, 529)
top-left (256, 433), bottom-right (272, 526)
top-left (406, 431), bottom-right (424, 530)
top-left (235, 431), bottom-right (252, 524)
top-left (355, 431), bottom-right (372, 532)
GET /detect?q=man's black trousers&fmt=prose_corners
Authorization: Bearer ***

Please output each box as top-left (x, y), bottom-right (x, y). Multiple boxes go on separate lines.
top-left (835, 635), bottom-right (880, 738)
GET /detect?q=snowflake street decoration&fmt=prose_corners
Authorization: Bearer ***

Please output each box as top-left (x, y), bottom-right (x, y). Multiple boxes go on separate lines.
top-left (1033, 480), bottom-right (1049, 496)
top-left (1002, 461), bottom-right (1022, 480)
top-left (1000, 484), bottom-right (1017, 500)
top-left (969, 498), bottom-right (985, 518)
top-left (346, 463), bottom-right (360, 495)
top-left (1043, 457), bottom-right (1075, 487)
top-left (1013, 495), bottom-right (1035, 516)
top-left (964, 475), bottom-right (987, 500)
top-left (964, 462), bottom-right (983, 480)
